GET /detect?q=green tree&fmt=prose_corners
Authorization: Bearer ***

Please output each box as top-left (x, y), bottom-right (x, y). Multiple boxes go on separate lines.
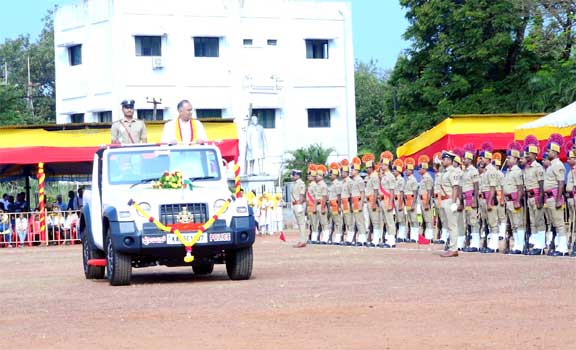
top-left (283, 144), bottom-right (335, 181)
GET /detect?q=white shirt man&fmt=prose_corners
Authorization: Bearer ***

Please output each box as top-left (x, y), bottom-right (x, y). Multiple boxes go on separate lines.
top-left (161, 100), bottom-right (207, 143)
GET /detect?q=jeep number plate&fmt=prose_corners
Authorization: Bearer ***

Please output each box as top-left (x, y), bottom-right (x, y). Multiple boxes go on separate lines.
top-left (166, 232), bottom-right (208, 244)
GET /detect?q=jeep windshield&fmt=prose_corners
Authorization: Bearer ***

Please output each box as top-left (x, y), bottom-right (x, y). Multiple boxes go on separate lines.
top-left (107, 148), bottom-right (221, 185)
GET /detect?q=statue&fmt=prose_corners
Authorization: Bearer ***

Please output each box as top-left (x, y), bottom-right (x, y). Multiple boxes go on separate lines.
top-left (245, 115), bottom-right (267, 176)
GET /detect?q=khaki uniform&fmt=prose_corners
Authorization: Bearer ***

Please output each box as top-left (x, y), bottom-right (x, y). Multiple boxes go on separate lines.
top-left (565, 165), bottom-right (575, 247)
top-left (461, 165), bottom-right (480, 249)
top-left (380, 170), bottom-right (397, 245)
top-left (453, 165), bottom-right (465, 249)
top-left (503, 164), bottom-right (525, 251)
top-left (341, 176), bottom-right (355, 243)
top-left (404, 174), bottom-right (419, 241)
top-left (394, 175), bottom-right (407, 240)
top-left (524, 160), bottom-right (546, 249)
top-left (440, 166), bottom-right (460, 252)
top-left (291, 178), bottom-right (307, 243)
top-left (314, 180), bottom-right (329, 242)
top-left (434, 170), bottom-right (448, 242)
top-left (351, 174), bottom-right (367, 243)
top-left (110, 118), bottom-right (147, 144)
top-left (419, 171), bottom-right (434, 240)
top-left (327, 179), bottom-right (343, 243)
top-left (479, 163), bottom-right (500, 251)
top-left (544, 158), bottom-right (569, 253)
top-left (496, 170), bottom-right (507, 238)
top-left (306, 181), bottom-right (319, 240)
top-left (365, 171), bottom-right (382, 244)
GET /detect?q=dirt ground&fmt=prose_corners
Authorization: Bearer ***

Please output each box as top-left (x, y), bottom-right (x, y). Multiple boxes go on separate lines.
top-left (0, 232), bottom-right (574, 350)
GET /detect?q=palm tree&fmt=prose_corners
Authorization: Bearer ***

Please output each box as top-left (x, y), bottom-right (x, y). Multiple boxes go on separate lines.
top-left (283, 143), bottom-right (335, 181)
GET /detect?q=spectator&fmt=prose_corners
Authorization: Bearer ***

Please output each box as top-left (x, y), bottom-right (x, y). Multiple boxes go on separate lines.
top-left (0, 210), bottom-right (12, 247)
top-left (67, 191), bottom-right (79, 210)
top-left (77, 188), bottom-right (84, 209)
top-left (54, 195), bottom-right (67, 212)
top-left (47, 206), bottom-right (64, 244)
top-left (6, 196), bottom-right (15, 212)
top-left (2, 194), bottom-right (8, 209)
top-left (15, 213), bottom-right (27, 247)
top-left (14, 192), bottom-right (29, 213)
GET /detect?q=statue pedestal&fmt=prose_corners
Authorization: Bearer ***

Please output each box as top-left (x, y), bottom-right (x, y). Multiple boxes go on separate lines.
top-left (227, 175), bottom-right (278, 195)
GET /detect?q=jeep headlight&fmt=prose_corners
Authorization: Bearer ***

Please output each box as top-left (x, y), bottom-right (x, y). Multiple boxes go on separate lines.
top-left (136, 202), bottom-right (151, 217)
top-left (214, 199), bottom-right (228, 213)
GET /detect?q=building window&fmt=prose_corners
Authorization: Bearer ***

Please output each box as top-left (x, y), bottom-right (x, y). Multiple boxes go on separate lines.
top-left (97, 111), bottom-right (112, 123)
top-left (305, 39), bottom-right (329, 59)
top-left (267, 39), bottom-right (277, 46)
top-left (252, 109), bottom-right (276, 129)
top-left (135, 36), bottom-right (162, 56)
top-left (243, 39), bottom-right (253, 46)
top-left (70, 113), bottom-right (84, 123)
top-left (68, 45), bottom-right (82, 66)
top-left (196, 109), bottom-right (223, 119)
top-left (194, 37), bottom-right (219, 57)
top-left (307, 109), bottom-right (330, 128)
top-left (137, 109), bottom-right (164, 121)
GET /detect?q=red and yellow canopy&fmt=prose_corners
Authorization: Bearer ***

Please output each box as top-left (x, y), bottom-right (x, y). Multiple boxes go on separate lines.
top-left (396, 114), bottom-right (545, 159)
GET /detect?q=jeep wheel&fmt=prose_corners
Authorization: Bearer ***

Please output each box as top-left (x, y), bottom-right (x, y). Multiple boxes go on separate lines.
top-left (226, 246), bottom-right (253, 280)
top-left (106, 230), bottom-right (132, 286)
top-left (82, 228), bottom-right (105, 279)
top-left (192, 262), bottom-right (214, 275)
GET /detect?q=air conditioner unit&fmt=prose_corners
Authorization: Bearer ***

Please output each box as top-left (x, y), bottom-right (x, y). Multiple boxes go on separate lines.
top-left (152, 56), bottom-right (164, 69)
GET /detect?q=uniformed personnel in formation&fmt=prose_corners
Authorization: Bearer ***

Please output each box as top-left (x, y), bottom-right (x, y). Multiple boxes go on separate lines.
top-left (290, 132), bottom-right (576, 258)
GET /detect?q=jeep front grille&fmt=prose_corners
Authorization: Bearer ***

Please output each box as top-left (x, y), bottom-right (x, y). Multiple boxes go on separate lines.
top-left (159, 203), bottom-right (208, 225)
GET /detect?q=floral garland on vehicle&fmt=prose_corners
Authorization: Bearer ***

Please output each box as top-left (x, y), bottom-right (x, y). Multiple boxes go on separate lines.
top-left (129, 198), bottom-right (232, 263)
top-left (152, 170), bottom-right (195, 190)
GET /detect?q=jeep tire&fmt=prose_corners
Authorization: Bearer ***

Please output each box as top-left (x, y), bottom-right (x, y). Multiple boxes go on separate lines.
top-left (106, 229), bottom-right (132, 286)
top-left (82, 227), bottom-right (105, 279)
top-left (226, 246), bottom-right (253, 280)
top-left (192, 262), bottom-right (214, 275)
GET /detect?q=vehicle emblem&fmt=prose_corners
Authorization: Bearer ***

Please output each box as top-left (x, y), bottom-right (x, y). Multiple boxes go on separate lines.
top-left (177, 207), bottom-right (193, 224)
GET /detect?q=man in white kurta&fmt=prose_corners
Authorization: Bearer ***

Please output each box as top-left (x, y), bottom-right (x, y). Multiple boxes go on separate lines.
top-left (161, 100), bottom-right (208, 143)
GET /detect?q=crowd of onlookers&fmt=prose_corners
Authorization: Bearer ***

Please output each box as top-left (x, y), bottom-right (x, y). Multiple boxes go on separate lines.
top-left (0, 189), bottom-right (83, 247)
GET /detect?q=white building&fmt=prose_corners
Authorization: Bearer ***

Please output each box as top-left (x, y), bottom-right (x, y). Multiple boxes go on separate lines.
top-left (54, 0), bottom-right (357, 177)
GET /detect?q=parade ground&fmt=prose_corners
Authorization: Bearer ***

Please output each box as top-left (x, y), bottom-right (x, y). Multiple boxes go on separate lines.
top-left (1, 232), bottom-right (574, 350)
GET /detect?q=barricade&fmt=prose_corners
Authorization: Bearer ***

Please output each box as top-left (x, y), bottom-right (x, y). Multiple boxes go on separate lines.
top-left (0, 209), bottom-right (81, 248)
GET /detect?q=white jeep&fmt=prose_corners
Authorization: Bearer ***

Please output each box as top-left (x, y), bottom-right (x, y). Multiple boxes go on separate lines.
top-left (80, 144), bottom-right (255, 286)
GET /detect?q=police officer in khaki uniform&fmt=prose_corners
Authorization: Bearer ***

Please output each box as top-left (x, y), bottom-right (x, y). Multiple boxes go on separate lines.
top-left (393, 159), bottom-right (407, 242)
top-left (493, 154), bottom-right (508, 242)
top-left (379, 152), bottom-right (397, 248)
top-left (291, 170), bottom-right (307, 248)
top-left (314, 165), bottom-right (330, 244)
top-left (327, 163), bottom-right (343, 244)
top-left (460, 146), bottom-right (481, 252)
top-left (362, 154), bottom-right (382, 246)
top-left (306, 164), bottom-right (319, 243)
top-left (403, 158), bottom-right (419, 242)
top-left (452, 150), bottom-right (466, 250)
top-left (476, 144), bottom-right (501, 253)
top-left (543, 135), bottom-right (570, 256)
top-left (503, 143), bottom-right (526, 254)
top-left (433, 153), bottom-right (448, 244)
top-left (339, 160), bottom-right (355, 245)
top-left (566, 148), bottom-right (576, 256)
top-left (350, 157), bottom-right (367, 246)
top-left (111, 99), bottom-right (148, 144)
top-left (439, 151), bottom-right (461, 257)
top-left (417, 155), bottom-right (434, 242)
top-left (523, 136), bottom-right (546, 255)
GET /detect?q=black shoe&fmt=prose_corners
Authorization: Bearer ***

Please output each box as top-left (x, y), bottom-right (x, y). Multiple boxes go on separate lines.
top-left (481, 248), bottom-right (498, 254)
top-left (527, 248), bottom-right (544, 255)
top-left (377, 243), bottom-right (386, 248)
top-left (435, 240), bottom-right (445, 245)
top-left (409, 239), bottom-right (417, 243)
top-left (571, 250), bottom-right (576, 257)
top-left (367, 243), bottom-right (376, 247)
top-left (510, 249), bottom-right (522, 255)
top-left (550, 251), bottom-right (568, 257)
top-left (355, 242), bottom-right (363, 247)
top-left (383, 244), bottom-right (396, 248)
top-left (462, 247), bottom-right (478, 253)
